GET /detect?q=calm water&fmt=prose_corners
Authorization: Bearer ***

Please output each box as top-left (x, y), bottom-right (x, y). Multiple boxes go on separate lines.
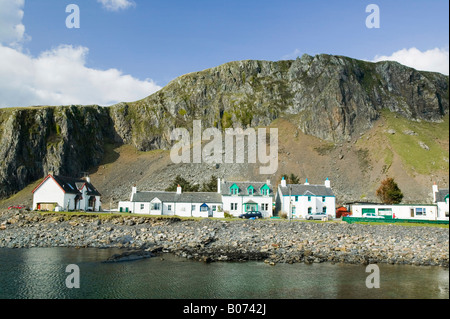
top-left (0, 248), bottom-right (448, 299)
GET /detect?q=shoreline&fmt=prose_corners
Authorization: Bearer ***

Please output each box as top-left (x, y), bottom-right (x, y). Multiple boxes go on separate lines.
top-left (1, 211), bottom-right (448, 267)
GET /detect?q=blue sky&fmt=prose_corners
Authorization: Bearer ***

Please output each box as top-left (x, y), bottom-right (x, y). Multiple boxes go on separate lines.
top-left (0, 0), bottom-right (448, 107)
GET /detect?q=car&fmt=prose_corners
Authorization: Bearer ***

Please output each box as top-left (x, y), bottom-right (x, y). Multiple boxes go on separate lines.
top-left (362, 212), bottom-right (385, 219)
top-left (306, 212), bottom-right (332, 220)
top-left (239, 211), bottom-right (263, 219)
top-left (8, 205), bottom-right (26, 210)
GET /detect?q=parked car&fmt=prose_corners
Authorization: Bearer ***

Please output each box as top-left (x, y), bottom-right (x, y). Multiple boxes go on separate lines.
top-left (8, 205), bottom-right (27, 210)
top-left (362, 212), bottom-right (385, 219)
top-left (239, 211), bottom-right (263, 219)
top-left (306, 212), bottom-right (332, 220)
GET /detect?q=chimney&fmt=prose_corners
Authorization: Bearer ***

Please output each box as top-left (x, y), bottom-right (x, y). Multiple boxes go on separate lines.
top-left (304, 178), bottom-right (309, 185)
top-left (217, 178), bottom-right (221, 193)
top-left (325, 178), bottom-right (331, 188)
top-left (266, 179), bottom-right (271, 186)
top-left (86, 176), bottom-right (91, 183)
top-left (48, 171), bottom-right (54, 177)
top-left (281, 176), bottom-right (287, 188)
top-left (177, 184), bottom-right (182, 195)
top-left (131, 185), bottom-right (137, 201)
top-left (432, 182), bottom-right (439, 202)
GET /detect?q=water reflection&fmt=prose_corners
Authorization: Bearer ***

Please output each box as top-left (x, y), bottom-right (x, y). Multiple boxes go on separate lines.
top-left (0, 248), bottom-right (448, 299)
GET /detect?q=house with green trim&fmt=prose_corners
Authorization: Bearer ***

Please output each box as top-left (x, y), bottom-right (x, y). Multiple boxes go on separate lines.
top-left (219, 179), bottom-right (274, 217)
top-left (275, 177), bottom-right (336, 218)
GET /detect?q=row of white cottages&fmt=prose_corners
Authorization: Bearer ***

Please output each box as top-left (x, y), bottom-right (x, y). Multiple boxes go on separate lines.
top-left (119, 177), bottom-right (336, 218)
top-left (32, 174), bottom-right (449, 221)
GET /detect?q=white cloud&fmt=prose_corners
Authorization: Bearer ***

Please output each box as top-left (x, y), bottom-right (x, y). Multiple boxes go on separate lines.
top-left (0, 44), bottom-right (161, 108)
top-left (97, 0), bottom-right (135, 11)
top-left (0, 0), bottom-right (29, 48)
top-left (373, 47), bottom-right (449, 75)
top-left (0, 0), bottom-right (160, 108)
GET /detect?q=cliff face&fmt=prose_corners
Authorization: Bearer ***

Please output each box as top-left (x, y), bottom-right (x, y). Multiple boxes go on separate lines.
top-left (116, 54), bottom-right (448, 150)
top-left (0, 54), bottom-right (448, 200)
top-left (0, 106), bottom-right (116, 198)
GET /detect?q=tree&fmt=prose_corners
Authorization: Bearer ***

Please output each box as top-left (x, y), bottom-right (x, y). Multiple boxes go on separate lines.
top-left (165, 175), bottom-right (200, 192)
top-left (376, 177), bottom-right (404, 204)
top-left (281, 173), bottom-right (300, 184)
top-left (201, 175), bottom-right (218, 192)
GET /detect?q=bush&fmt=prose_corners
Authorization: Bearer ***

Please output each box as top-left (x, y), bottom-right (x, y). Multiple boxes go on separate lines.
top-left (279, 212), bottom-right (288, 219)
top-left (224, 211), bottom-right (233, 219)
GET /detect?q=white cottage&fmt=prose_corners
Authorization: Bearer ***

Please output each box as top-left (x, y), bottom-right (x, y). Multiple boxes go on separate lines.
top-left (219, 179), bottom-right (274, 218)
top-left (348, 202), bottom-right (439, 220)
top-left (119, 185), bottom-right (224, 218)
top-left (32, 174), bottom-right (101, 212)
top-left (275, 177), bottom-right (336, 218)
top-left (433, 183), bottom-right (449, 220)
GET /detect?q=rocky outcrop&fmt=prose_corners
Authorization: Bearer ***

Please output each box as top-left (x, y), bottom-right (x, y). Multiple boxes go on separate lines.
top-left (0, 54), bottom-right (448, 199)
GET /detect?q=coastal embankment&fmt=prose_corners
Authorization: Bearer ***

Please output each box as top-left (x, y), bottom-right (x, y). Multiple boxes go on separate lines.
top-left (1, 211), bottom-right (448, 267)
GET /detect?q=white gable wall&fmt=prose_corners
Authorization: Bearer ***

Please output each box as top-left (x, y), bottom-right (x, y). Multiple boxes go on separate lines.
top-left (33, 178), bottom-right (66, 210)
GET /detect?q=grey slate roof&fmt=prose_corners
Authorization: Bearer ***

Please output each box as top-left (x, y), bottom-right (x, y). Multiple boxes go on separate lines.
top-left (52, 175), bottom-right (101, 196)
top-left (435, 189), bottom-right (449, 203)
top-left (220, 181), bottom-right (273, 196)
top-left (278, 184), bottom-right (334, 197)
top-left (132, 191), bottom-right (222, 203)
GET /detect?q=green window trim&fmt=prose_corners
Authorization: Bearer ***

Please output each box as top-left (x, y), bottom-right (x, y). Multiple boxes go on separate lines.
top-left (260, 184), bottom-right (270, 196)
top-left (230, 183), bottom-right (239, 195)
top-left (247, 185), bottom-right (255, 195)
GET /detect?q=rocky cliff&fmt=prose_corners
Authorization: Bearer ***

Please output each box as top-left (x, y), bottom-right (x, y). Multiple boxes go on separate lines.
top-left (0, 54), bottom-right (448, 201)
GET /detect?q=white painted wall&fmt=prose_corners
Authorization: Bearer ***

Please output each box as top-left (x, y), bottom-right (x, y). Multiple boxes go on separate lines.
top-left (351, 204), bottom-right (439, 220)
top-left (33, 178), bottom-right (65, 210)
top-left (222, 195), bottom-right (273, 218)
top-left (277, 190), bottom-right (336, 218)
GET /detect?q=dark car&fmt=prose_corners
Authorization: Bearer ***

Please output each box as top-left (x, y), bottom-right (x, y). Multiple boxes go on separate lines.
top-left (239, 211), bottom-right (263, 219)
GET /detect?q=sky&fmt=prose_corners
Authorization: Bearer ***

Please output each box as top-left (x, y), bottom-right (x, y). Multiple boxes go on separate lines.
top-left (0, 0), bottom-right (448, 108)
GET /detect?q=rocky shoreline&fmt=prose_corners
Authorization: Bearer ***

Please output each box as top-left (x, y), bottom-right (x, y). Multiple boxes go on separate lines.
top-left (0, 210), bottom-right (448, 267)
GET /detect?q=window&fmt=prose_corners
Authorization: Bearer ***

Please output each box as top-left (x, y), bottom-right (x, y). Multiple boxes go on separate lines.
top-left (322, 196), bottom-right (326, 202)
top-left (323, 206), bottom-right (327, 214)
top-left (248, 186), bottom-right (254, 195)
top-left (231, 203), bottom-right (238, 210)
top-left (308, 196), bottom-right (311, 202)
top-left (415, 208), bottom-right (426, 216)
top-left (378, 208), bottom-right (393, 217)
top-left (212, 205), bottom-right (217, 211)
top-left (292, 206), bottom-right (296, 214)
top-left (295, 196), bottom-right (299, 202)
top-left (192, 205), bottom-right (196, 211)
top-left (308, 207), bottom-right (312, 214)
top-left (262, 189), bottom-right (269, 196)
top-left (140, 204), bottom-right (144, 210)
top-left (168, 205), bottom-right (172, 211)
top-left (230, 184), bottom-right (239, 195)
top-left (152, 203), bottom-right (161, 210)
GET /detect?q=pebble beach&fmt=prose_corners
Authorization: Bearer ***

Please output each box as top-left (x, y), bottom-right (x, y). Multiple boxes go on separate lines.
top-left (1, 210), bottom-right (448, 267)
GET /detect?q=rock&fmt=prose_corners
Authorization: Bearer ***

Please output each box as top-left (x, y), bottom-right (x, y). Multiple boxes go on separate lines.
top-left (387, 129), bottom-right (396, 135)
top-left (419, 141), bottom-right (430, 151)
top-left (103, 250), bottom-right (155, 263)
